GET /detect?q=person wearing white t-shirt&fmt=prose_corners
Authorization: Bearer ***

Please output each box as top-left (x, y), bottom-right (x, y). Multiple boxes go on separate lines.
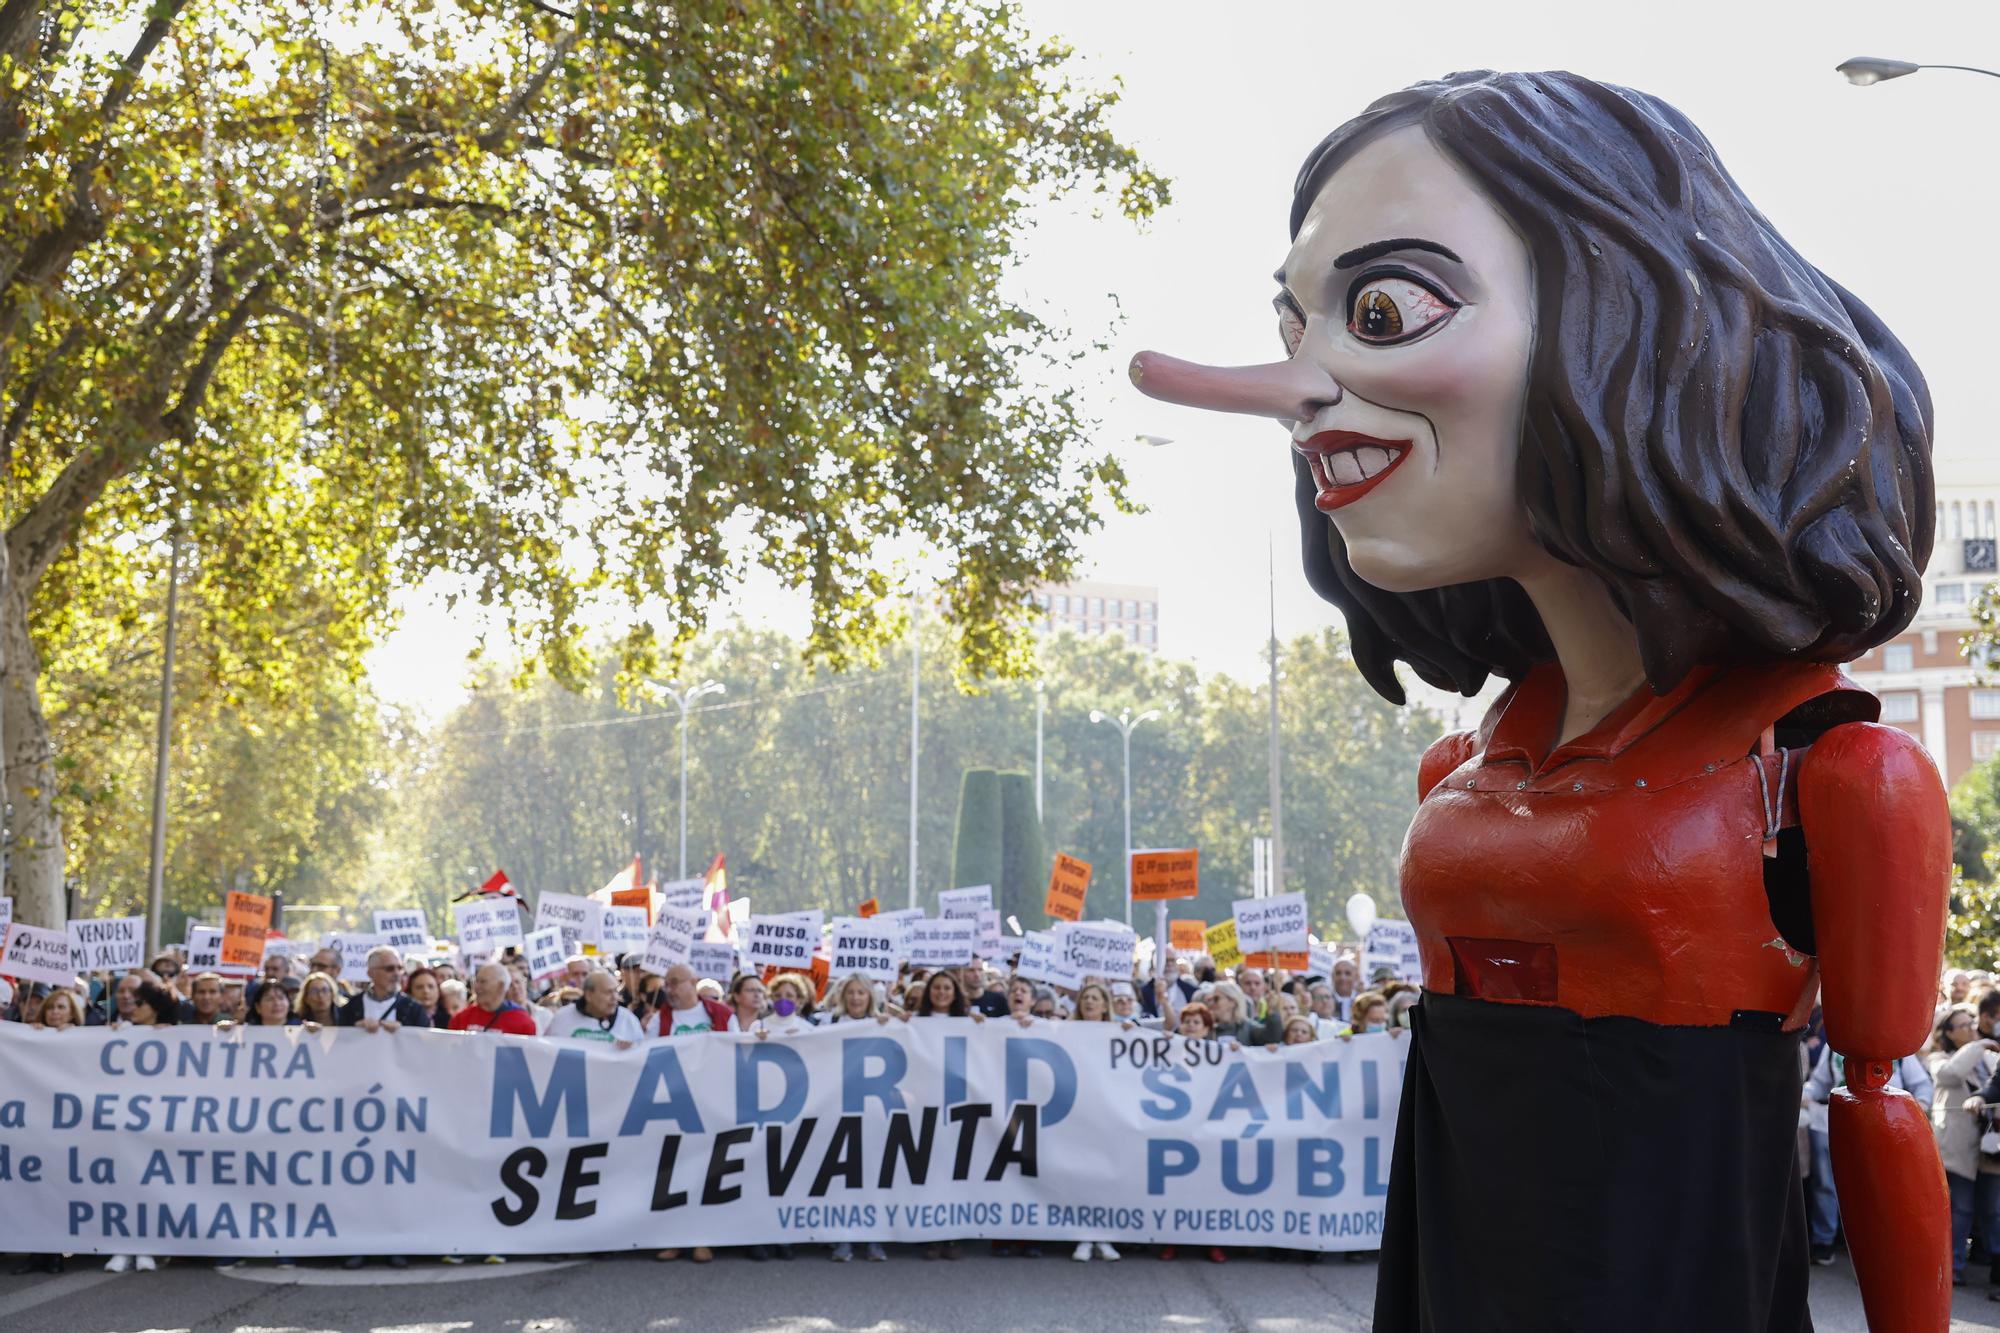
top-left (545, 972), bottom-right (643, 1046)
top-left (641, 964), bottom-right (732, 1038)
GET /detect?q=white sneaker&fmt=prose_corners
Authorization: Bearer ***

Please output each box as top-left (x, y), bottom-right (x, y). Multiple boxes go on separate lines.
top-left (1095, 1242), bottom-right (1121, 1261)
top-left (134, 1256), bottom-right (158, 1272)
top-left (104, 1254), bottom-right (132, 1273)
top-left (1071, 1241), bottom-right (1092, 1262)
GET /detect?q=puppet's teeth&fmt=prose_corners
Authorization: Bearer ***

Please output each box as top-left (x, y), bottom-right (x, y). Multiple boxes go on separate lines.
top-left (1329, 452), bottom-right (1365, 485)
top-left (1355, 447), bottom-right (1390, 479)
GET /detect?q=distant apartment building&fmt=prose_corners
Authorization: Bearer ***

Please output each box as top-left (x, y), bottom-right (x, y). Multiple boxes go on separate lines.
top-left (1844, 478), bottom-right (2000, 790)
top-left (1033, 580), bottom-right (1161, 652)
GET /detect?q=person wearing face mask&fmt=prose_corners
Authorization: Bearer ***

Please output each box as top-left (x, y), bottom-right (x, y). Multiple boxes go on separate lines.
top-left (757, 973), bottom-right (820, 1033)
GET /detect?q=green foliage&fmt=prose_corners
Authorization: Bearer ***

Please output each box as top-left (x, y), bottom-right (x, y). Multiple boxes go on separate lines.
top-left (995, 770), bottom-right (1044, 925)
top-left (376, 624), bottom-right (1442, 939)
top-left (950, 768), bottom-right (1003, 904)
top-left (1946, 868), bottom-right (2000, 971)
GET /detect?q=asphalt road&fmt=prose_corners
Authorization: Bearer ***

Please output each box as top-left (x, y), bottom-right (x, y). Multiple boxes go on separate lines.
top-left (2, 1247), bottom-right (1997, 1332)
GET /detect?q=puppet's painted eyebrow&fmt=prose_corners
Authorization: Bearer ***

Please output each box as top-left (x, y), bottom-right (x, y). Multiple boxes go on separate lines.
top-left (1331, 237), bottom-right (1464, 269)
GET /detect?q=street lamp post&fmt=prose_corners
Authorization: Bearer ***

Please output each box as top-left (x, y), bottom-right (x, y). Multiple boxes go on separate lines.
top-left (1837, 56), bottom-right (2000, 85)
top-left (1090, 706), bottom-right (1160, 928)
top-left (660, 679), bottom-right (726, 879)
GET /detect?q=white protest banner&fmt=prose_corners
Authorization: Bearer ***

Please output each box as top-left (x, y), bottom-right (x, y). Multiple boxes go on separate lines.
top-left (185, 926), bottom-right (223, 973)
top-left (1363, 920), bottom-right (1424, 984)
top-left (907, 917), bottom-right (976, 968)
top-left (373, 910), bottom-right (429, 952)
top-left (523, 927), bottom-right (567, 981)
top-left (1232, 892), bottom-right (1310, 954)
top-left (0, 1021), bottom-right (1407, 1256)
top-left (453, 898), bottom-right (525, 960)
top-left (66, 916), bottom-right (146, 973)
top-left (3, 922), bottom-right (78, 985)
top-left (599, 907), bottom-right (651, 957)
top-left (937, 885), bottom-right (992, 919)
top-left (1060, 922), bottom-right (1136, 981)
top-left (876, 907), bottom-right (926, 931)
top-left (657, 877), bottom-right (707, 912)
top-left (640, 910), bottom-right (703, 978)
top-left (746, 911), bottom-right (823, 971)
top-left (973, 909), bottom-right (1005, 960)
top-left (335, 933), bottom-right (391, 982)
top-left (1014, 930), bottom-right (1081, 988)
top-left (533, 893), bottom-right (601, 957)
top-left (830, 920), bottom-right (902, 983)
top-left (0, 896), bottom-right (12, 931)
top-left (688, 939), bottom-right (738, 982)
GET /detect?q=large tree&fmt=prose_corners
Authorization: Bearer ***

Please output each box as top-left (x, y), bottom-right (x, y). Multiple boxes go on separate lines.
top-left (0, 0), bottom-right (1165, 924)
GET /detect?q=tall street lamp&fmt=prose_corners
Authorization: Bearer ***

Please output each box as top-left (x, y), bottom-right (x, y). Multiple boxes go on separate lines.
top-left (1090, 706), bottom-right (1160, 928)
top-left (660, 679), bottom-right (725, 879)
top-left (1837, 56), bottom-right (2000, 85)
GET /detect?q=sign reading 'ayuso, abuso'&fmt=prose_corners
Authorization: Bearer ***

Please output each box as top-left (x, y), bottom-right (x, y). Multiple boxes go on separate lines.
top-left (0, 1022), bottom-right (1405, 1257)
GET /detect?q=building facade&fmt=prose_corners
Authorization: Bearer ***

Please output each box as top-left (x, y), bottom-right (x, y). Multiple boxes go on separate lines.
top-left (1844, 479), bottom-right (2000, 791)
top-left (1032, 580), bottom-right (1161, 652)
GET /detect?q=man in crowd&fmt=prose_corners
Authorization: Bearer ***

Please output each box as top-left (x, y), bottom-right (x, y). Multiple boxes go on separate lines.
top-left (546, 970), bottom-right (643, 1045)
top-left (449, 962), bottom-right (539, 1035)
top-left (1307, 982), bottom-right (1345, 1037)
top-left (651, 963), bottom-right (732, 1036)
top-left (336, 947), bottom-right (431, 1030)
top-left (963, 964), bottom-right (1009, 1019)
top-left (1239, 966), bottom-right (1275, 1023)
top-left (1329, 957), bottom-right (1360, 1023)
top-left (308, 945), bottom-right (344, 988)
top-left (186, 972), bottom-right (227, 1026)
top-left (1140, 954), bottom-right (1195, 1017)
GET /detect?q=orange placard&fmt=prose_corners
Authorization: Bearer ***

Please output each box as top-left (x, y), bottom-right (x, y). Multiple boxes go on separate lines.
top-left (1169, 920), bottom-right (1207, 952)
top-left (221, 891), bottom-right (272, 968)
top-left (1043, 853), bottom-right (1092, 922)
top-left (611, 886), bottom-right (652, 925)
top-left (1130, 848), bottom-right (1199, 902)
top-left (857, 898), bottom-right (880, 919)
top-left (1239, 950), bottom-right (1310, 971)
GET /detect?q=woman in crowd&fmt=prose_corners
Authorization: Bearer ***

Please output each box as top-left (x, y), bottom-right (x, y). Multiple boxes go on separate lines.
top-left (1006, 976), bottom-right (1036, 1020)
top-left (1282, 1015), bottom-right (1320, 1046)
top-left (766, 972), bottom-right (820, 1029)
top-left (1029, 987), bottom-right (1058, 1021)
top-left (439, 978), bottom-right (470, 1023)
top-left (1930, 1003), bottom-right (2000, 1286)
top-left (1344, 991), bottom-right (1392, 1038)
top-left (38, 988), bottom-right (84, 1031)
top-left (243, 981), bottom-right (300, 1027)
top-left (822, 975), bottom-right (889, 1027)
top-left (298, 972), bottom-right (341, 1027)
top-left (1065, 980), bottom-right (1122, 1263)
top-left (1207, 983), bottom-right (1277, 1047)
top-left (104, 981), bottom-right (176, 1273)
top-left (1175, 1002), bottom-right (1216, 1042)
top-left (726, 973), bottom-right (768, 1031)
top-left (911, 970), bottom-right (972, 1021)
top-left (406, 967), bottom-right (447, 1027)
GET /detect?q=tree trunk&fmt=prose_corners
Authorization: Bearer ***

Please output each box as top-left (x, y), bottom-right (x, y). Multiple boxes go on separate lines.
top-left (3, 578), bottom-right (64, 926)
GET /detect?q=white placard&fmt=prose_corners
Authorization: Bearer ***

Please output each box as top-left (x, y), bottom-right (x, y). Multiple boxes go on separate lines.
top-left (745, 911), bottom-right (822, 970)
top-left (66, 916), bottom-right (146, 973)
top-left (524, 927), bottom-right (567, 980)
top-left (533, 892), bottom-right (601, 956)
top-left (830, 920), bottom-right (903, 983)
top-left (876, 907), bottom-right (926, 931)
top-left (1307, 945), bottom-right (1339, 979)
top-left (3, 923), bottom-right (78, 986)
top-left (688, 939), bottom-right (738, 982)
top-left (373, 909), bottom-right (429, 952)
top-left (972, 908), bottom-right (1005, 960)
top-left (907, 917), bottom-right (976, 968)
top-left (1232, 892), bottom-right (1310, 954)
top-left (185, 925), bottom-right (222, 973)
top-left (599, 906), bottom-right (651, 956)
top-left (0, 896), bottom-right (12, 931)
top-left (640, 909), bottom-right (704, 979)
top-left (937, 885), bottom-right (992, 919)
top-left (453, 898), bottom-right (526, 959)
top-left (1015, 930), bottom-right (1082, 989)
top-left (1363, 920), bottom-right (1424, 984)
top-left (335, 933), bottom-right (391, 981)
top-left (657, 877), bottom-right (707, 911)
top-left (1060, 922), bottom-right (1137, 980)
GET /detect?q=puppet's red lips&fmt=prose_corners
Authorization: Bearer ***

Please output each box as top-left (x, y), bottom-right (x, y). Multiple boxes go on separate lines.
top-left (1295, 432), bottom-right (1413, 511)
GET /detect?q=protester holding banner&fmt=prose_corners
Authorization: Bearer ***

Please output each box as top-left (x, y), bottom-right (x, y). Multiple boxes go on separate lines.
top-left (296, 972), bottom-right (340, 1026)
top-left (242, 980), bottom-right (301, 1027)
top-left (641, 964), bottom-right (731, 1038)
top-left (910, 970), bottom-right (974, 1021)
top-left (439, 978), bottom-right (469, 1023)
top-left (821, 974), bottom-right (889, 1026)
top-left (336, 947), bottom-right (431, 1031)
top-left (545, 971), bottom-right (643, 1046)
top-left (184, 972), bottom-right (226, 1026)
top-left (726, 973), bottom-right (769, 1032)
top-left (38, 987), bottom-right (83, 1030)
top-left (764, 973), bottom-right (820, 1030)
top-left (1207, 983), bottom-right (1277, 1046)
top-left (406, 967), bottom-right (447, 1027)
top-left (449, 963), bottom-right (538, 1035)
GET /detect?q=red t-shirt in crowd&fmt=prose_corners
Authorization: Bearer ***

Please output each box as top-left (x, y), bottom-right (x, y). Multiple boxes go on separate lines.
top-left (448, 1002), bottom-right (537, 1036)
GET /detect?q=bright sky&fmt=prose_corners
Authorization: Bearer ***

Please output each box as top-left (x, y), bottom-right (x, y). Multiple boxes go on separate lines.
top-left (366, 0), bottom-right (2000, 720)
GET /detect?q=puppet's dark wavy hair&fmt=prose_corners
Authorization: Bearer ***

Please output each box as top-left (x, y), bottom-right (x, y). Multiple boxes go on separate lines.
top-left (1291, 70), bottom-right (1933, 703)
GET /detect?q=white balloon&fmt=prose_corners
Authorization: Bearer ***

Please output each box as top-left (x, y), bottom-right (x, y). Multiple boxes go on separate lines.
top-left (1346, 892), bottom-right (1378, 938)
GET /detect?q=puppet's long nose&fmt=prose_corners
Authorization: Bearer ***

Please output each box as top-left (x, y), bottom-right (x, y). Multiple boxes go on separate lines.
top-left (1127, 350), bottom-right (1337, 422)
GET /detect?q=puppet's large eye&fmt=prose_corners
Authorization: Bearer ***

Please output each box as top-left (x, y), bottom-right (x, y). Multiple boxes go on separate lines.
top-left (1274, 296), bottom-right (1306, 356)
top-left (1346, 270), bottom-right (1459, 346)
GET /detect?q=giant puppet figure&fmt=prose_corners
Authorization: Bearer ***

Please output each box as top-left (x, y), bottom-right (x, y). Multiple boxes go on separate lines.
top-left (1131, 71), bottom-right (1951, 1331)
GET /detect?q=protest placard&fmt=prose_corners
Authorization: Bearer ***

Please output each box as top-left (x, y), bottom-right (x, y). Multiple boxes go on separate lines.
top-left (67, 916), bottom-right (145, 973)
top-left (1043, 853), bottom-right (1091, 922)
top-left (973, 908), bottom-right (1005, 959)
top-left (335, 932), bottom-right (390, 980)
top-left (907, 917), bottom-right (977, 968)
top-left (1308, 944), bottom-right (1339, 979)
top-left (1169, 919), bottom-right (1207, 953)
top-left (876, 907), bottom-right (925, 931)
top-left (0, 896), bottom-right (12, 931)
top-left (938, 885), bottom-right (992, 919)
top-left (534, 892), bottom-right (601, 957)
top-left (3, 922), bottom-right (78, 985)
top-left (610, 886), bottom-right (653, 924)
top-left (523, 927), bottom-right (567, 980)
top-left (746, 911), bottom-right (822, 970)
top-left (453, 897), bottom-right (525, 959)
top-left (1363, 919), bottom-right (1424, 983)
top-left (657, 877), bottom-right (706, 912)
top-left (221, 891), bottom-right (272, 968)
top-left (373, 909), bottom-right (429, 952)
top-left (1015, 929), bottom-right (1082, 988)
top-left (1231, 892), bottom-right (1309, 954)
top-left (599, 906), bottom-right (651, 956)
top-left (830, 920), bottom-right (901, 982)
top-left (689, 939), bottom-right (737, 982)
top-left (1130, 848), bottom-right (1199, 901)
top-left (1059, 922), bottom-right (1136, 980)
top-left (1204, 918), bottom-right (1243, 971)
top-left (856, 897), bottom-right (879, 919)
top-left (185, 925), bottom-right (222, 973)
top-left (639, 912), bottom-right (695, 978)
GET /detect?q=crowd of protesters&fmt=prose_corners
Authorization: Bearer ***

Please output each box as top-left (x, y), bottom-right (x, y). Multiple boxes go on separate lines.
top-left (14, 933), bottom-right (1992, 1283)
